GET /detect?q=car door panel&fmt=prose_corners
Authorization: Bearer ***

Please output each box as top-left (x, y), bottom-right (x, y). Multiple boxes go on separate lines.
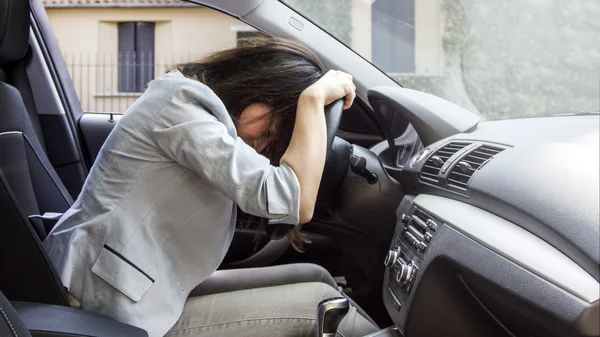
top-left (37, 114), bottom-right (87, 198)
top-left (78, 113), bottom-right (122, 164)
top-left (29, 0), bottom-right (88, 197)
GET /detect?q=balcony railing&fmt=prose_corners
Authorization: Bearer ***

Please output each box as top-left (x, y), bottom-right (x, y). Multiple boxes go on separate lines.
top-left (64, 52), bottom-right (202, 113)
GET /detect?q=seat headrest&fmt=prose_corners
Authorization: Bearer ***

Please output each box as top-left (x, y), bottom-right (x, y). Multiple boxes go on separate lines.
top-left (0, 0), bottom-right (31, 64)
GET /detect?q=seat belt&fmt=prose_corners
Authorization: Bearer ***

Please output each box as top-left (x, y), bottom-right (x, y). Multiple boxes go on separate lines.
top-left (28, 212), bottom-right (63, 236)
top-left (28, 212), bottom-right (63, 221)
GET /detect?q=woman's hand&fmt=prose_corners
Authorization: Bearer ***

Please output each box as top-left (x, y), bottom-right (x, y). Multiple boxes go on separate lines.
top-left (300, 70), bottom-right (356, 109)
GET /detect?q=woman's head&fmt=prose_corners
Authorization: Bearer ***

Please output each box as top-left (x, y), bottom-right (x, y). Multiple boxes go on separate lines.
top-left (177, 36), bottom-right (326, 162)
top-left (177, 36), bottom-right (326, 251)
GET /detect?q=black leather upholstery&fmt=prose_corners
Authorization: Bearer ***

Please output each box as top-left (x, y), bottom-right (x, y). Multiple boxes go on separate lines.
top-left (0, 0), bottom-right (30, 64)
top-left (0, 291), bottom-right (32, 337)
top-left (0, 170), bottom-right (69, 306)
top-left (0, 0), bottom-right (73, 239)
top-left (12, 301), bottom-right (149, 337)
top-left (0, 83), bottom-right (74, 238)
top-left (1, 0), bottom-right (47, 152)
top-left (0, 0), bottom-right (71, 307)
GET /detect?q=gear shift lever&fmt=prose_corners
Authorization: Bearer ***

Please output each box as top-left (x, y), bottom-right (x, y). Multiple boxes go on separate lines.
top-left (317, 297), bottom-right (350, 337)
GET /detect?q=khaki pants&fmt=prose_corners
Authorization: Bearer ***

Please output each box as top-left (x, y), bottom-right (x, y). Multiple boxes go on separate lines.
top-left (167, 282), bottom-right (379, 337)
top-left (167, 264), bottom-right (383, 337)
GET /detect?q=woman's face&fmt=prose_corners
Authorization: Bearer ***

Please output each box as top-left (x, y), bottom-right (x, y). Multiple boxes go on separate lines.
top-left (237, 103), bottom-right (277, 154)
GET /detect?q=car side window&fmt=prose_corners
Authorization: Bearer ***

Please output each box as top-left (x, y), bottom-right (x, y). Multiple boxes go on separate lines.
top-left (43, 0), bottom-right (265, 114)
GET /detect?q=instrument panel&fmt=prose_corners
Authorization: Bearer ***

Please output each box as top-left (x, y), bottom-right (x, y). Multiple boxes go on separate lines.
top-left (381, 194), bottom-right (599, 337)
top-left (382, 197), bottom-right (441, 328)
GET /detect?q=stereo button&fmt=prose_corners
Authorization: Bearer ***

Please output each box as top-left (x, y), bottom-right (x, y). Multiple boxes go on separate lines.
top-left (424, 232), bottom-right (433, 242)
top-left (387, 288), bottom-right (402, 311)
top-left (426, 219), bottom-right (438, 231)
top-left (395, 261), bottom-right (413, 286)
top-left (404, 262), bottom-right (419, 293)
top-left (405, 232), bottom-right (418, 247)
top-left (384, 249), bottom-right (399, 267)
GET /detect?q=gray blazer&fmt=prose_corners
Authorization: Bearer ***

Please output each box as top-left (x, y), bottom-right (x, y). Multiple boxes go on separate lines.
top-left (43, 70), bottom-right (301, 337)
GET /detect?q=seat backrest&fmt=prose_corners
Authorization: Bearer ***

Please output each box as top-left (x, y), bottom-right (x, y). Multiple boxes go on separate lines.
top-left (0, 0), bottom-right (70, 306)
top-left (0, 0), bottom-right (73, 240)
top-left (0, 169), bottom-right (70, 306)
top-left (0, 83), bottom-right (74, 238)
top-left (0, 291), bottom-right (32, 337)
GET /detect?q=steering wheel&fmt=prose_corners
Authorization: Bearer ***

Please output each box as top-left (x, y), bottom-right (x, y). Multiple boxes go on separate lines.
top-left (324, 99), bottom-right (345, 158)
top-left (264, 99), bottom-right (345, 239)
top-left (227, 99), bottom-right (346, 268)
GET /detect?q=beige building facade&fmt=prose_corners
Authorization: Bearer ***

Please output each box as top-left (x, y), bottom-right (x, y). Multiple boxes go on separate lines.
top-left (43, 0), bottom-right (443, 113)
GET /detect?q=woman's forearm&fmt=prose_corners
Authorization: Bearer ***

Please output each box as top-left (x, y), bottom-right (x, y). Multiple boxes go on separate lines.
top-left (280, 69), bottom-right (355, 224)
top-left (280, 92), bottom-right (327, 224)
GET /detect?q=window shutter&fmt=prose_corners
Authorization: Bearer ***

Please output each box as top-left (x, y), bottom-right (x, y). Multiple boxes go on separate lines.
top-left (372, 0), bottom-right (415, 73)
top-left (135, 22), bottom-right (155, 92)
top-left (118, 22), bottom-right (136, 92)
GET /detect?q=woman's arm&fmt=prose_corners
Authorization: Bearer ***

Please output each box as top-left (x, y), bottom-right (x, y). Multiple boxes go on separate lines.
top-left (152, 72), bottom-right (354, 226)
top-left (154, 81), bottom-right (303, 225)
top-left (281, 70), bottom-right (356, 224)
top-left (280, 95), bottom-right (326, 224)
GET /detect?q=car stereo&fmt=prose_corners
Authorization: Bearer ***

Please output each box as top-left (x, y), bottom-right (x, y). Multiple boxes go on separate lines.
top-left (382, 198), bottom-right (443, 330)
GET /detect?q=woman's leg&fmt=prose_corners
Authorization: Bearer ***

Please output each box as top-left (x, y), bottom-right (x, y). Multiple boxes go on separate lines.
top-left (189, 263), bottom-right (338, 297)
top-left (167, 282), bottom-right (381, 337)
top-left (188, 263), bottom-right (378, 326)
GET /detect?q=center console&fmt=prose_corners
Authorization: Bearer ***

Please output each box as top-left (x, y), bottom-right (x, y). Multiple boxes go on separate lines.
top-left (382, 196), bottom-right (443, 332)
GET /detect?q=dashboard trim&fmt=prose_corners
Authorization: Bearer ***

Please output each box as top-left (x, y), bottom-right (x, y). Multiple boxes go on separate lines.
top-left (413, 194), bottom-right (600, 303)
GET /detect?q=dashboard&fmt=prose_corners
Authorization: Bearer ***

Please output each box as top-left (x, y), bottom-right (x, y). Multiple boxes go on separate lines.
top-left (380, 115), bottom-right (600, 337)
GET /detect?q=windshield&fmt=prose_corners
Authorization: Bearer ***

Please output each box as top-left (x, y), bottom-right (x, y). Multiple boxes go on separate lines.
top-left (281, 0), bottom-right (600, 121)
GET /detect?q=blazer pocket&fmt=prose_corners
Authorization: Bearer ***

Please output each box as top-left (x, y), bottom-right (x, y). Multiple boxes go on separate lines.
top-left (91, 245), bottom-right (154, 302)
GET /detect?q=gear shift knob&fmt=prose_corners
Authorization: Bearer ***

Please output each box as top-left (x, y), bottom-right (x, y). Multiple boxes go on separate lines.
top-left (317, 297), bottom-right (350, 337)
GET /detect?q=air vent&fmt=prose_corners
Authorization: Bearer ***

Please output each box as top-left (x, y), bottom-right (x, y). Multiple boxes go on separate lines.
top-left (420, 142), bottom-right (470, 182)
top-left (447, 145), bottom-right (506, 189)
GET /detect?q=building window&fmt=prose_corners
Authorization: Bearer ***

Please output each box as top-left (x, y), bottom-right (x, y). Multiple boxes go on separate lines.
top-left (372, 0), bottom-right (415, 73)
top-left (118, 22), bottom-right (155, 93)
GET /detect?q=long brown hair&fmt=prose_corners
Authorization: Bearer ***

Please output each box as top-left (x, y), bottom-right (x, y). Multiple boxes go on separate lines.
top-left (177, 36), bottom-right (326, 251)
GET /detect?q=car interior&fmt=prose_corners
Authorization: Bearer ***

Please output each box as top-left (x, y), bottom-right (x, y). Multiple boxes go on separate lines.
top-left (0, 0), bottom-right (599, 336)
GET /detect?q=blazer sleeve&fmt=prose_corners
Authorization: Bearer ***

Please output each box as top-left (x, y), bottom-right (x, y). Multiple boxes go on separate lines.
top-left (151, 82), bottom-right (300, 225)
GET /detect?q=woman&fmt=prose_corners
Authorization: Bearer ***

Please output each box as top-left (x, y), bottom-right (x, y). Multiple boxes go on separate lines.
top-left (44, 37), bottom-right (379, 337)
